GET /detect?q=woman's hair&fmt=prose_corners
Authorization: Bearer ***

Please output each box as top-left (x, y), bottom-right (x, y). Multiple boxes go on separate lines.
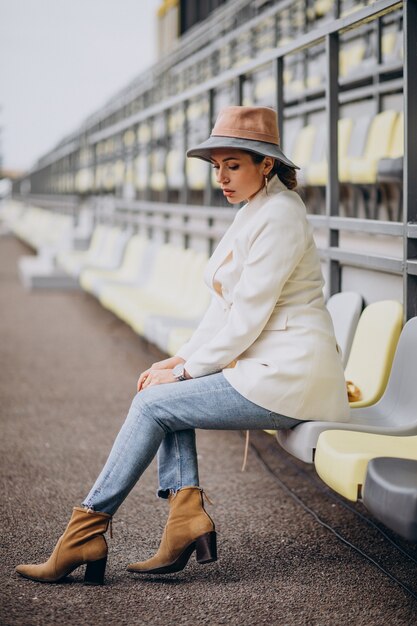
top-left (249, 152), bottom-right (297, 190)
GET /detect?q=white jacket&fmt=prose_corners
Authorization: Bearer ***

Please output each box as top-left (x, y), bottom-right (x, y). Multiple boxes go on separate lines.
top-left (176, 176), bottom-right (350, 422)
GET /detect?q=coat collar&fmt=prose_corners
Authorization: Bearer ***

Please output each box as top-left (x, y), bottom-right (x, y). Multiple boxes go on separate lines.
top-left (206, 176), bottom-right (289, 291)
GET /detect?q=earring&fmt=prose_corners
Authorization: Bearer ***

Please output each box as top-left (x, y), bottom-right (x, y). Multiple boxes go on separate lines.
top-left (264, 175), bottom-right (269, 194)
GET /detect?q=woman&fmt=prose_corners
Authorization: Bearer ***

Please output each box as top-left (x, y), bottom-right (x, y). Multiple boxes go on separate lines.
top-left (16, 106), bottom-right (350, 585)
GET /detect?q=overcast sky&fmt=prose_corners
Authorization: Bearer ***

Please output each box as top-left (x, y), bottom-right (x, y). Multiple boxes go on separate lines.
top-left (0, 0), bottom-right (160, 172)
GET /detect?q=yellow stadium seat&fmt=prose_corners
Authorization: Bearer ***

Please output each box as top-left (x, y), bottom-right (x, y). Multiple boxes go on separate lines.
top-left (166, 149), bottom-right (184, 188)
top-left (58, 226), bottom-right (127, 278)
top-left (79, 235), bottom-right (148, 296)
top-left (339, 41), bottom-right (366, 77)
top-left (314, 0), bottom-right (333, 17)
top-left (306, 118), bottom-right (353, 185)
top-left (99, 245), bottom-right (206, 336)
top-left (344, 300), bottom-right (402, 408)
top-left (387, 111), bottom-right (404, 159)
top-left (186, 158), bottom-right (208, 190)
top-left (348, 110), bottom-right (398, 184)
top-left (315, 431), bottom-right (417, 501)
top-left (145, 252), bottom-right (210, 350)
top-left (289, 125), bottom-right (317, 180)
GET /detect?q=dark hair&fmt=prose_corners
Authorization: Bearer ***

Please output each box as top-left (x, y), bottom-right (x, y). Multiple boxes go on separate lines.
top-left (249, 152), bottom-right (297, 191)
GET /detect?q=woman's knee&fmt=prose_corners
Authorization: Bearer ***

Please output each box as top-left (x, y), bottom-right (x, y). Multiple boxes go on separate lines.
top-left (130, 388), bottom-right (169, 432)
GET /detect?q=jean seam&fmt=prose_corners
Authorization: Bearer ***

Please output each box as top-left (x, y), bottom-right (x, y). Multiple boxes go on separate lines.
top-left (173, 432), bottom-right (182, 492)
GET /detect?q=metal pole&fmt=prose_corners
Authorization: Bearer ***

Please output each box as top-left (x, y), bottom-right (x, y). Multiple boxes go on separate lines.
top-left (325, 32), bottom-right (340, 296)
top-left (204, 89), bottom-right (215, 206)
top-left (274, 57), bottom-right (284, 147)
top-left (403, 0), bottom-right (417, 320)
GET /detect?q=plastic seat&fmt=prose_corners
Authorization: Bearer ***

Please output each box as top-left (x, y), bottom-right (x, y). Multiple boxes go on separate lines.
top-left (129, 247), bottom-right (204, 335)
top-left (306, 118), bottom-right (354, 186)
top-left (143, 252), bottom-right (210, 351)
top-left (363, 458), bottom-right (417, 542)
top-left (339, 115), bottom-right (372, 182)
top-left (377, 111), bottom-right (404, 183)
top-left (326, 291), bottom-right (363, 366)
top-left (344, 300), bottom-right (402, 408)
top-left (297, 124), bottom-right (326, 186)
top-left (57, 225), bottom-right (110, 276)
top-left (314, 431), bottom-right (417, 501)
top-left (277, 302), bottom-right (408, 464)
top-left (79, 235), bottom-right (148, 297)
top-left (99, 245), bottom-right (198, 335)
top-left (348, 110), bottom-right (398, 184)
top-left (186, 158), bottom-right (207, 190)
top-left (166, 149), bottom-right (184, 189)
top-left (58, 226), bottom-right (131, 278)
top-left (289, 125), bottom-right (317, 181)
top-left (339, 41), bottom-right (366, 77)
top-left (11, 208), bottom-right (73, 251)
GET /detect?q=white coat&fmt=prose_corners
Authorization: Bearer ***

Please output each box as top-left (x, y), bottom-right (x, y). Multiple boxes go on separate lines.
top-left (176, 176), bottom-right (350, 422)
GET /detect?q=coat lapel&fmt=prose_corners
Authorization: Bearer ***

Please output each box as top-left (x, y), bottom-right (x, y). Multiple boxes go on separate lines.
top-left (206, 177), bottom-right (288, 290)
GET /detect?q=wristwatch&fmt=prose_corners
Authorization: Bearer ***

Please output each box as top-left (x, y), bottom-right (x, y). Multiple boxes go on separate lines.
top-left (172, 363), bottom-right (188, 381)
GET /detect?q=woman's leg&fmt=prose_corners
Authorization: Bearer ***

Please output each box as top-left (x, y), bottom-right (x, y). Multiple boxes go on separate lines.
top-left (157, 430), bottom-right (199, 499)
top-left (83, 372), bottom-right (301, 516)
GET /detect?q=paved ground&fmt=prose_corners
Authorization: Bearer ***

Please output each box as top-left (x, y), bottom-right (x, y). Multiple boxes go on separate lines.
top-left (1, 234), bottom-right (416, 626)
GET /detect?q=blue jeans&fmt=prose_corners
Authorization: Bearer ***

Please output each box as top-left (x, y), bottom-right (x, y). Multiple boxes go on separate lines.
top-left (82, 373), bottom-right (301, 515)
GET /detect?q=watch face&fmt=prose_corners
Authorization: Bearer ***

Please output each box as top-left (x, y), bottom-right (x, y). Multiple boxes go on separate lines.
top-left (173, 364), bottom-right (185, 378)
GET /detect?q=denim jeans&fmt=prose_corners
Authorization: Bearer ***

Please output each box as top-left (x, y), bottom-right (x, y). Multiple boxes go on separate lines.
top-left (82, 372), bottom-right (302, 515)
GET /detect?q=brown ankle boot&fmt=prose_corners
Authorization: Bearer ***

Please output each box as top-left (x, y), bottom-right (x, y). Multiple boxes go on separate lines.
top-left (127, 486), bottom-right (217, 575)
top-left (16, 507), bottom-right (111, 585)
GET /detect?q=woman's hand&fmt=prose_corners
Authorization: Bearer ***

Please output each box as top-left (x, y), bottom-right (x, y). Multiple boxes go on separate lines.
top-left (139, 368), bottom-right (177, 391)
top-left (137, 356), bottom-right (185, 392)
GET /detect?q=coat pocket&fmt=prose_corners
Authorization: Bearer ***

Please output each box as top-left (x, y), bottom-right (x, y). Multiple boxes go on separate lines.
top-left (263, 310), bottom-right (288, 330)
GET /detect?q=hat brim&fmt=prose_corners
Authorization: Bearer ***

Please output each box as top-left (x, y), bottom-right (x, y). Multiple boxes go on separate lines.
top-left (186, 136), bottom-right (299, 170)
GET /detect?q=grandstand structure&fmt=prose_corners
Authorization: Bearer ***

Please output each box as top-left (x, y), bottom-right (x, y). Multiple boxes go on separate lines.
top-left (8, 0), bottom-right (416, 321)
top-left (2, 0), bottom-right (417, 567)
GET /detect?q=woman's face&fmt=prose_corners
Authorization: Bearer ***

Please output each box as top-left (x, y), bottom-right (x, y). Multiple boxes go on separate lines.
top-left (210, 149), bottom-right (273, 204)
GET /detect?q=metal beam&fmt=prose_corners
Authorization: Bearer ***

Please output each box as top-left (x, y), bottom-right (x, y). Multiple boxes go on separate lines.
top-left (403, 0), bottom-right (417, 319)
top-left (326, 32), bottom-right (341, 295)
top-left (328, 248), bottom-right (403, 274)
top-left (86, 0), bottom-right (403, 146)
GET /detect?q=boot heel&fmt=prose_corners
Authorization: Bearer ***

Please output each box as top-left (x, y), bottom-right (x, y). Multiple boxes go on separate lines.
top-left (84, 556), bottom-right (107, 585)
top-left (195, 531), bottom-right (217, 564)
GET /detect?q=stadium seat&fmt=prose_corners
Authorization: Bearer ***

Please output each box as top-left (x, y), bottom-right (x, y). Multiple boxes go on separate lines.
top-left (11, 207), bottom-right (73, 251)
top-left (58, 226), bottom-right (131, 279)
top-left (166, 149), bottom-right (185, 189)
top-left (276, 302), bottom-right (409, 464)
top-left (79, 234), bottom-right (148, 296)
top-left (306, 118), bottom-right (353, 186)
top-left (377, 111), bottom-right (404, 182)
top-left (347, 110), bottom-right (398, 184)
top-left (339, 41), bottom-right (366, 77)
top-left (99, 244), bottom-right (205, 336)
top-left (297, 124), bottom-right (326, 186)
top-left (186, 158), bottom-right (208, 190)
top-left (143, 251), bottom-right (210, 351)
top-left (338, 115), bottom-right (372, 182)
top-left (0, 201), bottom-right (27, 234)
top-left (326, 291), bottom-right (363, 366)
top-left (314, 431), bottom-right (417, 501)
top-left (289, 125), bottom-right (317, 180)
top-left (363, 457), bottom-right (417, 542)
top-left (344, 300), bottom-right (403, 408)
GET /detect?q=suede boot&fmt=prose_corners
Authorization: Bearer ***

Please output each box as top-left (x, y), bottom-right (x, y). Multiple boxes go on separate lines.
top-left (127, 486), bottom-right (217, 574)
top-left (16, 507), bottom-right (111, 585)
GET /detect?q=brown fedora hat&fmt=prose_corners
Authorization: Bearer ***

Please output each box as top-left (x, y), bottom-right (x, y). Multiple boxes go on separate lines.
top-left (187, 106), bottom-right (299, 169)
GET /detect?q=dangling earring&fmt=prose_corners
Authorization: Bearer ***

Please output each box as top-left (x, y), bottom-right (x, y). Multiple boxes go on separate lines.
top-left (264, 175), bottom-right (269, 195)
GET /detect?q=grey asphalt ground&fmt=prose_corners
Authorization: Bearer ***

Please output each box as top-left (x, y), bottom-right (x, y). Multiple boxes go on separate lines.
top-left (1, 234), bottom-right (417, 626)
